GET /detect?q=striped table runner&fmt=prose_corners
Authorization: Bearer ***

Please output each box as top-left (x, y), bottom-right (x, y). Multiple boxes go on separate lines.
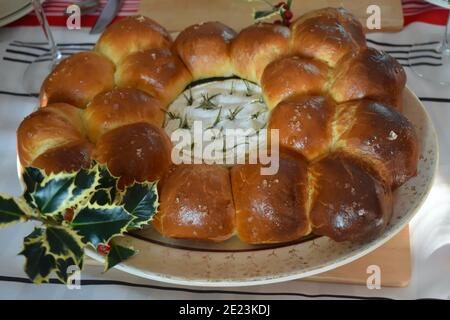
top-left (2, 0), bottom-right (449, 27)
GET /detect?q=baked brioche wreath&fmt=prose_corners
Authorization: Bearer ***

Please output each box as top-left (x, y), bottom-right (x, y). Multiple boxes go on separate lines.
top-left (0, 5), bottom-right (419, 284)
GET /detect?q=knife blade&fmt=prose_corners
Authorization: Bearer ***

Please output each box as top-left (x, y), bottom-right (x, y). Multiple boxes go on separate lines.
top-left (90, 0), bottom-right (124, 34)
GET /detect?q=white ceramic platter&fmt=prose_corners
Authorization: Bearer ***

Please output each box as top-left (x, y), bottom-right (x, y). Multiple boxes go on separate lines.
top-left (83, 86), bottom-right (438, 287)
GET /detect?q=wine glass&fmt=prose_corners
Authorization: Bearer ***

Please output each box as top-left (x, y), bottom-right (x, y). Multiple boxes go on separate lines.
top-left (22, 0), bottom-right (63, 95)
top-left (408, 0), bottom-right (450, 86)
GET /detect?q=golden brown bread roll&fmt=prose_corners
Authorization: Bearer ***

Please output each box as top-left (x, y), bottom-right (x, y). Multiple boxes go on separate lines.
top-left (174, 21), bottom-right (236, 80)
top-left (84, 88), bottom-right (164, 143)
top-left (93, 122), bottom-right (172, 189)
top-left (231, 153), bottom-right (311, 244)
top-left (309, 153), bottom-right (393, 242)
top-left (153, 164), bottom-right (235, 242)
top-left (290, 7), bottom-right (367, 67)
top-left (31, 141), bottom-right (93, 174)
top-left (17, 103), bottom-right (87, 168)
top-left (230, 23), bottom-right (290, 83)
top-left (95, 15), bottom-right (172, 65)
top-left (261, 56), bottom-right (329, 109)
top-left (330, 47), bottom-right (407, 111)
top-left (39, 52), bottom-right (115, 109)
top-left (268, 96), bottom-right (336, 161)
top-left (335, 100), bottom-right (418, 189)
top-left (115, 48), bottom-right (192, 108)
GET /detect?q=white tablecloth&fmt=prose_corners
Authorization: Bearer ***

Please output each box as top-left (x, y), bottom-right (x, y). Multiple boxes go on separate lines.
top-left (0, 22), bottom-right (449, 300)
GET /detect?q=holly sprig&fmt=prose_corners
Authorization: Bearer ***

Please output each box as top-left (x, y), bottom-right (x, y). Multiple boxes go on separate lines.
top-left (251, 0), bottom-right (294, 26)
top-left (0, 164), bottom-right (159, 284)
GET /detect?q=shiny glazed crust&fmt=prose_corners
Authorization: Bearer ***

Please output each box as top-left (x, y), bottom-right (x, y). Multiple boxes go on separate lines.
top-left (39, 52), bottom-right (115, 109)
top-left (153, 164), bottom-right (235, 241)
top-left (174, 21), bottom-right (237, 80)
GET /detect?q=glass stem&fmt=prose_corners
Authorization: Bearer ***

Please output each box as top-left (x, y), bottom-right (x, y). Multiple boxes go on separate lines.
top-left (31, 0), bottom-right (62, 67)
top-left (442, 10), bottom-right (450, 56)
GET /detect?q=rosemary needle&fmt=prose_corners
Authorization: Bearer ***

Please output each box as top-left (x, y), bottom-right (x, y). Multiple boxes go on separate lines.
top-left (183, 88), bottom-right (194, 106)
top-left (227, 106), bottom-right (244, 121)
top-left (196, 93), bottom-right (220, 110)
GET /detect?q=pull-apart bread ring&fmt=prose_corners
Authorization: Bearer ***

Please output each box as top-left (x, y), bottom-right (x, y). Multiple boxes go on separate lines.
top-left (18, 8), bottom-right (419, 245)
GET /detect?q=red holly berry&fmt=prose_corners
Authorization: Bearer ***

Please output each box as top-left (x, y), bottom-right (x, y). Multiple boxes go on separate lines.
top-left (284, 9), bottom-right (293, 20)
top-left (63, 209), bottom-right (74, 222)
top-left (97, 243), bottom-right (111, 255)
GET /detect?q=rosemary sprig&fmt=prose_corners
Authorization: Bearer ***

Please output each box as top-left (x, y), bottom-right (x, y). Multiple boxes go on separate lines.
top-left (243, 80), bottom-right (253, 97)
top-left (196, 93), bottom-right (220, 110)
top-left (164, 110), bottom-right (180, 120)
top-left (212, 127), bottom-right (224, 140)
top-left (222, 141), bottom-right (250, 154)
top-left (251, 110), bottom-right (263, 120)
top-left (227, 106), bottom-right (244, 121)
top-left (183, 88), bottom-right (194, 106)
top-left (161, 108), bottom-right (181, 127)
top-left (208, 107), bottom-right (223, 129)
top-left (229, 80), bottom-right (235, 95)
top-left (179, 114), bottom-right (191, 129)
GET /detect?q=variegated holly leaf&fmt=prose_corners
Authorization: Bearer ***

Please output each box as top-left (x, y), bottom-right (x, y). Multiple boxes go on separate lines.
top-left (30, 172), bottom-right (77, 216)
top-left (70, 204), bottom-right (135, 247)
top-left (25, 166), bottom-right (100, 217)
top-left (90, 188), bottom-right (113, 206)
top-left (0, 195), bottom-right (28, 228)
top-left (24, 227), bottom-right (45, 244)
top-left (55, 256), bottom-right (83, 284)
top-left (122, 182), bottom-right (159, 229)
top-left (20, 228), bottom-right (56, 284)
top-left (22, 167), bottom-right (44, 209)
top-left (43, 226), bottom-right (84, 263)
top-left (253, 9), bottom-right (280, 21)
top-left (104, 241), bottom-right (137, 272)
top-left (70, 166), bottom-right (101, 204)
top-left (97, 165), bottom-right (119, 204)
top-left (20, 227), bottom-right (85, 284)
